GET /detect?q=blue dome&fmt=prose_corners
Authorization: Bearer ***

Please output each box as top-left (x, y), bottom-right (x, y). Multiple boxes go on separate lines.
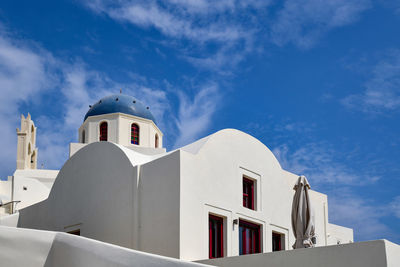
top-left (84, 94), bottom-right (157, 124)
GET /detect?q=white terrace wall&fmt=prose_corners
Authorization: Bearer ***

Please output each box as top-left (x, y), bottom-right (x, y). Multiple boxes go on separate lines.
top-left (137, 151), bottom-right (181, 258)
top-left (198, 240), bottom-right (400, 267)
top-left (0, 226), bottom-right (210, 267)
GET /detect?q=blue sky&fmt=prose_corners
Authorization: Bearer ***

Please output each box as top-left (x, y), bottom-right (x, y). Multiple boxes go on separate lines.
top-left (0, 0), bottom-right (399, 243)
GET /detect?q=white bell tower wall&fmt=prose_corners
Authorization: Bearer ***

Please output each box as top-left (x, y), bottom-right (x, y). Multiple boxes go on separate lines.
top-left (16, 113), bottom-right (38, 170)
top-left (70, 113), bottom-right (165, 158)
top-left (78, 113), bottom-right (163, 148)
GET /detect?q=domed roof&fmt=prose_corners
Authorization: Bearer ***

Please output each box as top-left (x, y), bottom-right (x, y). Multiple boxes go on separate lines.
top-left (84, 94), bottom-right (157, 124)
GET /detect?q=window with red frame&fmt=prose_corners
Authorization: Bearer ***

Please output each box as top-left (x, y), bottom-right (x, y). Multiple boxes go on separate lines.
top-left (272, 232), bottom-right (283, 251)
top-left (99, 122), bottom-right (108, 141)
top-left (155, 134), bottom-right (159, 148)
top-left (131, 123), bottom-right (139, 145)
top-left (243, 177), bottom-right (254, 210)
top-left (209, 215), bottom-right (224, 258)
top-left (239, 220), bottom-right (261, 255)
top-left (81, 130), bottom-right (86, 143)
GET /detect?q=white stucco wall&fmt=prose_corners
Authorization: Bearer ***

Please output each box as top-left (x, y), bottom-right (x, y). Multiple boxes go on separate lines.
top-left (138, 151), bottom-right (181, 258)
top-left (0, 226), bottom-right (210, 267)
top-left (1, 225), bottom-right (397, 267)
top-left (69, 142), bottom-right (87, 157)
top-left (18, 142), bottom-right (139, 249)
top-left (198, 240), bottom-right (400, 267)
top-left (179, 129), bottom-right (292, 260)
top-left (69, 142), bottom-right (166, 158)
top-left (80, 113), bottom-right (119, 143)
top-left (12, 169), bottom-right (58, 210)
top-left (0, 179), bottom-right (12, 203)
top-left (327, 223), bottom-right (354, 245)
top-left (14, 129), bottom-right (353, 262)
top-left (118, 114), bottom-right (163, 148)
top-left (0, 213), bottom-right (19, 226)
top-left (0, 179), bottom-right (12, 215)
top-left (178, 129), bottom-right (351, 261)
top-left (18, 142), bottom-right (173, 254)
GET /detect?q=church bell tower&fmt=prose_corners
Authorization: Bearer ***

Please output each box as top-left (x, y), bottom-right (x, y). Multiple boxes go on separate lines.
top-left (16, 113), bottom-right (38, 169)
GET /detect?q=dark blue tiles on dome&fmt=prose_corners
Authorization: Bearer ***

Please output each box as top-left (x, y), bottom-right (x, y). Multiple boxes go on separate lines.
top-left (84, 94), bottom-right (157, 124)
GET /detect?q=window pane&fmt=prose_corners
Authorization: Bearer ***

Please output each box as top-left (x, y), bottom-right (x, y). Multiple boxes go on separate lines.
top-left (243, 178), bottom-right (254, 210)
top-left (131, 124), bottom-right (140, 145)
top-left (209, 215), bottom-right (223, 258)
top-left (100, 122), bottom-right (107, 141)
top-left (239, 220), bottom-right (260, 255)
top-left (272, 233), bottom-right (283, 251)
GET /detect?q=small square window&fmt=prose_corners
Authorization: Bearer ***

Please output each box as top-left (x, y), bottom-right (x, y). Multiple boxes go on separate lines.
top-left (243, 177), bottom-right (255, 210)
top-left (272, 232), bottom-right (285, 251)
top-left (68, 229), bottom-right (81, 236)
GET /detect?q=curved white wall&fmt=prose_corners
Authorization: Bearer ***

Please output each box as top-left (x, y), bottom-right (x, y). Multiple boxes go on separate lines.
top-left (19, 142), bottom-right (138, 249)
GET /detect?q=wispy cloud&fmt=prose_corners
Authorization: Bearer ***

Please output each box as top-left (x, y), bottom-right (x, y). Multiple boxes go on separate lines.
top-left (273, 142), bottom-right (380, 186)
top-left (173, 83), bottom-right (220, 148)
top-left (85, 0), bottom-right (263, 43)
top-left (342, 50), bottom-right (400, 113)
top-left (82, 0), bottom-right (268, 72)
top-left (82, 0), bottom-right (373, 71)
top-left (271, 138), bottom-right (400, 242)
top-left (328, 191), bottom-right (394, 241)
top-left (82, 0), bottom-right (375, 72)
top-left (0, 26), bottom-right (222, 176)
top-left (0, 30), bottom-right (56, 177)
top-left (390, 195), bottom-right (400, 219)
top-left (271, 0), bottom-right (371, 48)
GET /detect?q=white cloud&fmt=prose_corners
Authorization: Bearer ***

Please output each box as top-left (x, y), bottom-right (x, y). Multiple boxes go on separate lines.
top-left (85, 0), bottom-right (263, 43)
top-left (273, 142), bottom-right (379, 186)
top-left (173, 83), bottom-right (220, 148)
top-left (83, 0), bottom-right (266, 71)
top-left (0, 32), bottom-right (56, 177)
top-left (390, 196), bottom-right (400, 219)
top-left (83, 0), bottom-right (373, 69)
top-left (184, 43), bottom-right (250, 74)
top-left (271, 139), bottom-right (400, 241)
top-left (342, 50), bottom-right (400, 113)
top-left (0, 26), bottom-right (221, 175)
top-left (271, 0), bottom-right (371, 48)
top-left (61, 65), bottom-right (94, 130)
top-left (328, 191), bottom-right (392, 240)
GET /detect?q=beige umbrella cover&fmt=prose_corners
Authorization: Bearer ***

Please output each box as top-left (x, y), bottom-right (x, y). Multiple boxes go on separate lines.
top-left (291, 175), bottom-right (315, 249)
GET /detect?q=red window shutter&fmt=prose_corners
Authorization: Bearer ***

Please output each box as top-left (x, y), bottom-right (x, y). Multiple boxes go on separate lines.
top-left (243, 177), bottom-right (255, 210)
top-left (239, 220), bottom-right (261, 255)
top-left (209, 215), bottom-right (224, 258)
top-left (99, 122), bottom-right (108, 141)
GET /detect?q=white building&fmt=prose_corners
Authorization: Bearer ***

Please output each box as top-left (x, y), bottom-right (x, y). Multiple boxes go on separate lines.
top-left (0, 114), bottom-right (58, 216)
top-left (0, 94), bottom-right (353, 262)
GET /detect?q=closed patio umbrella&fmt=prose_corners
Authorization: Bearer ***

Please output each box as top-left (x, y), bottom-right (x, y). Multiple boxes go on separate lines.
top-left (291, 175), bottom-right (315, 249)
